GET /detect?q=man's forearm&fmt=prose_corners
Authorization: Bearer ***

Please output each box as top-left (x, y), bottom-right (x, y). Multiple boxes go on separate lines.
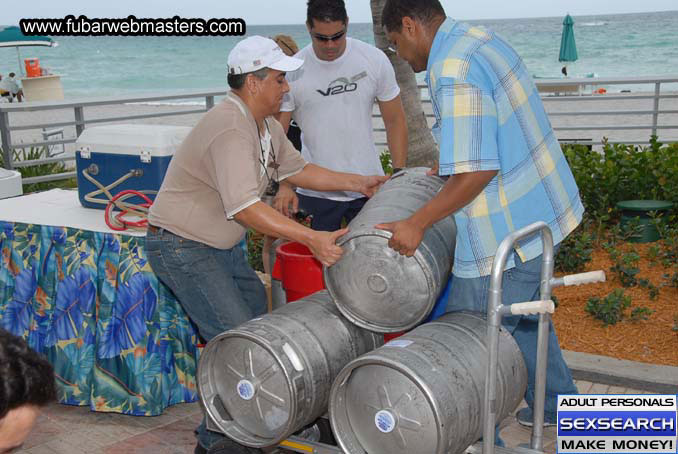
top-left (286, 164), bottom-right (360, 193)
top-left (379, 96), bottom-right (408, 169)
top-left (384, 115), bottom-right (408, 169)
top-left (234, 201), bottom-right (314, 243)
top-left (236, 200), bottom-right (348, 267)
top-left (410, 170), bottom-right (498, 230)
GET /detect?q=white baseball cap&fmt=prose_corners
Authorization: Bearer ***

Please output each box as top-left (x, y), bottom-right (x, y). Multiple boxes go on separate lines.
top-left (227, 36), bottom-right (303, 75)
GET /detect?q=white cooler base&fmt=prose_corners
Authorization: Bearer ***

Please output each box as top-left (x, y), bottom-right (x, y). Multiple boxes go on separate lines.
top-left (0, 169), bottom-right (23, 199)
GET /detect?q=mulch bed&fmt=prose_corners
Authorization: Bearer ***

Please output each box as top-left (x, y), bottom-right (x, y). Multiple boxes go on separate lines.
top-left (552, 242), bottom-right (678, 366)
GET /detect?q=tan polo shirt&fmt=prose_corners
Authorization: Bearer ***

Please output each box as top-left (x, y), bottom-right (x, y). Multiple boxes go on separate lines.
top-left (148, 92), bottom-right (307, 249)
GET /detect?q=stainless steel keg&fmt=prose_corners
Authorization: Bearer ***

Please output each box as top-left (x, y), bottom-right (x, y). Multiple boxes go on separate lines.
top-left (329, 312), bottom-right (527, 454)
top-left (197, 290), bottom-right (383, 447)
top-left (324, 167), bottom-right (456, 332)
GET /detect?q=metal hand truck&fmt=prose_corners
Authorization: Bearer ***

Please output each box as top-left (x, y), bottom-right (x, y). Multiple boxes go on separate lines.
top-left (469, 221), bottom-right (605, 454)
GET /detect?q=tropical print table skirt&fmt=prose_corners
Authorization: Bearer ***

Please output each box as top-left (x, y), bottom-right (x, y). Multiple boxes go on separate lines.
top-left (0, 221), bottom-right (201, 416)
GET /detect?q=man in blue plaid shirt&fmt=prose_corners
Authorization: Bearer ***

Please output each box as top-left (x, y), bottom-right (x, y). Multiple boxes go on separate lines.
top-left (377, 0), bottom-right (584, 435)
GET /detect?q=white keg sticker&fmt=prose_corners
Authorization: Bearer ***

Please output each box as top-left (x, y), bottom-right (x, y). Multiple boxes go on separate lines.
top-left (385, 339), bottom-right (413, 348)
top-left (236, 379), bottom-right (255, 400)
top-left (375, 410), bottom-right (396, 433)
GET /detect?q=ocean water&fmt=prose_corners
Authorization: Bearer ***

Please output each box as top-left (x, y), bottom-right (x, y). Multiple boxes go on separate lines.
top-left (1, 10), bottom-right (677, 100)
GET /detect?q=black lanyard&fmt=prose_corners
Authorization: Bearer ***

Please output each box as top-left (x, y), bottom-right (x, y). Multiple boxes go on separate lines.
top-left (255, 119), bottom-right (279, 191)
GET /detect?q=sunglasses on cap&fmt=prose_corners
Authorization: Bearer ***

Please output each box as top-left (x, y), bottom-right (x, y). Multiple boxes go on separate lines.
top-left (310, 28), bottom-right (346, 42)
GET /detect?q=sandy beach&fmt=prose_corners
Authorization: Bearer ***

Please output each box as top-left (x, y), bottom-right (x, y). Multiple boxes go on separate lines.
top-left (3, 90), bottom-right (678, 163)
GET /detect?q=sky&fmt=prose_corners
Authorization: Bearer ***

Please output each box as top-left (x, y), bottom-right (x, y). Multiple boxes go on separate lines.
top-left (1, 0), bottom-right (677, 26)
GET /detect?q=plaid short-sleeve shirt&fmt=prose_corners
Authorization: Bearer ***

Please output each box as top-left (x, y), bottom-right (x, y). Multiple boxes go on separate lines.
top-left (427, 18), bottom-right (584, 277)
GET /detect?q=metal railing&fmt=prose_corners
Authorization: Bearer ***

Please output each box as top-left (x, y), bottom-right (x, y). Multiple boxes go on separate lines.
top-left (0, 89), bottom-right (227, 183)
top-left (372, 75), bottom-right (678, 147)
top-left (536, 76), bottom-right (678, 144)
top-left (2, 76), bottom-right (677, 185)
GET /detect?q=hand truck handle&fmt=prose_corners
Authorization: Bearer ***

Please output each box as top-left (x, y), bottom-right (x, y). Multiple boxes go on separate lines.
top-left (561, 270), bottom-right (606, 286)
top-left (509, 300), bottom-right (555, 316)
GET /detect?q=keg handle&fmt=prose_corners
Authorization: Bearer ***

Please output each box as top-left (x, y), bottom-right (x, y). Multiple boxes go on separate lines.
top-left (389, 170), bottom-right (407, 180)
top-left (204, 393), bottom-right (234, 435)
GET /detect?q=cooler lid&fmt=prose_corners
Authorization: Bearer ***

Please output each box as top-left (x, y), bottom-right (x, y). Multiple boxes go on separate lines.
top-left (342, 363), bottom-right (439, 454)
top-left (210, 335), bottom-right (292, 440)
top-left (324, 230), bottom-right (434, 332)
top-left (75, 124), bottom-right (191, 156)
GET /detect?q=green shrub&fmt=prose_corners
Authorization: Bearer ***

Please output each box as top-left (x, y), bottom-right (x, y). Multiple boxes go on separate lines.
top-left (646, 244), bottom-right (661, 265)
top-left (247, 230), bottom-right (264, 272)
top-left (630, 306), bottom-right (654, 322)
top-left (586, 289), bottom-right (631, 326)
top-left (609, 250), bottom-right (641, 287)
top-left (663, 272), bottom-right (678, 289)
top-left (556, 226), bottom-right (593, 273)
top-left (654, 219), bottom-right (678, 266)
top-left (637, 278), bottom-right (660, 300)
top-left (1, 145), bottom-right (77, 193)
top-left (563, 138), bottom-right (678, 224)
top-left (379, 150), bottom-right (393, 175)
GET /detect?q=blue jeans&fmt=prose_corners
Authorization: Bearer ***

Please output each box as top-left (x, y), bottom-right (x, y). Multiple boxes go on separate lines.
top-left (446, 250), bottom-right (578, 419)
top-left (297, 193), bottom-right (367, 231)
top-left (145, 227), bottom-right (267, 449)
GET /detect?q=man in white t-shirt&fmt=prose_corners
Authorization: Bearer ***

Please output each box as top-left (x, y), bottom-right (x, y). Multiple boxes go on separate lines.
top-left (276, 0), bottom-right (408, 231)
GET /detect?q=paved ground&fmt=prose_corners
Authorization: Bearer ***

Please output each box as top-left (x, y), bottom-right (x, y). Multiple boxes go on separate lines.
top-left (16, 379), bottom-right (651, 454)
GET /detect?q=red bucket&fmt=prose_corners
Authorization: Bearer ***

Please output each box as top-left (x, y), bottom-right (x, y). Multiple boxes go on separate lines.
top-left (384, 332), bottom-right (406, 342)
top-left (275, 242), bottom-right (325, 302)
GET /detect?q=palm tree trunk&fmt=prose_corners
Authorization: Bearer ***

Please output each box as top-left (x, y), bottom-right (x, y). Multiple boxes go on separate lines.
top-left (370, 0), bottom-right (438, 168)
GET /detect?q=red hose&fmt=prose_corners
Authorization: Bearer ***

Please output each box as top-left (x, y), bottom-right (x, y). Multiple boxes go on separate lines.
top-left (105, 190), bottom-right (153, 231)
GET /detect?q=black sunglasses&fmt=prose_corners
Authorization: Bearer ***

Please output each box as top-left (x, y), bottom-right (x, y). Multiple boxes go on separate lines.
top-left (311, 29), bottom-right (346, 42)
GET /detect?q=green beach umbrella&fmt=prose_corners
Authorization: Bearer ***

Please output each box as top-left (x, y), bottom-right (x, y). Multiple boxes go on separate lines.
top-left (0, 26), bottom-right (57, 76)
top-left (559, 14), bottom-right (578, 63)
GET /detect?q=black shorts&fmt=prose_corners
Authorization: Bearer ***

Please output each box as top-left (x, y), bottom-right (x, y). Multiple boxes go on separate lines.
top-left (297, 193), bottom-right (368, 231)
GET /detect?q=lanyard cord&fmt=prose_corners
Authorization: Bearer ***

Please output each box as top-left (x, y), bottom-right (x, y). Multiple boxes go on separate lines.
top-left (255, 119), bottom-right (279, 188)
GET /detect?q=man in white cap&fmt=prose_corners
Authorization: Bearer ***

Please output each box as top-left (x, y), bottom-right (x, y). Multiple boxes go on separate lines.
top-left (146, 36), bottom-right (386, 454)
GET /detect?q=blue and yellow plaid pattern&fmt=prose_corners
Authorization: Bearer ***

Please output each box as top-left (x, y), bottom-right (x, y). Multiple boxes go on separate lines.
top-left (427, 18), bottom-right (584, 277)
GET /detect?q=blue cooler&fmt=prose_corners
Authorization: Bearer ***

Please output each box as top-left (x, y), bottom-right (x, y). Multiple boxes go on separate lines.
top-left (75, 124), bottom-right (191, 209)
